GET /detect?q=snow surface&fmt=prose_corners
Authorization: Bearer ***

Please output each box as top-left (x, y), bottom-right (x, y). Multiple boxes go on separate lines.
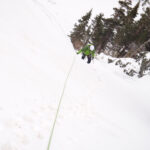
top-left (0, 0), bottom-right (150, 150)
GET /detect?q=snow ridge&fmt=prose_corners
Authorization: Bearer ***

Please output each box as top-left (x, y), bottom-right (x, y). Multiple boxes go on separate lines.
top-left (0, 0), bottom-right (150, 150)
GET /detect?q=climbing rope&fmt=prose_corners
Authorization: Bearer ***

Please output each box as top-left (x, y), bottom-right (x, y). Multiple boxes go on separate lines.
top-left (47, 55), bottom-right (76, 150)
top-left (33, 2), bottom-right (77, 149)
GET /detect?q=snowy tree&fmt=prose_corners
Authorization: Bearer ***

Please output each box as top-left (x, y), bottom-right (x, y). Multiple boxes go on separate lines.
top-left (91, 13), bottom-right (104, 50)
top-left (69, 9), bottom-right (92, 49)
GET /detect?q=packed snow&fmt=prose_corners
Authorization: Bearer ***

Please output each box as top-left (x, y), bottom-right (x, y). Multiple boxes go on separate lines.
top-left (0, 0), bottom-right (150, 150)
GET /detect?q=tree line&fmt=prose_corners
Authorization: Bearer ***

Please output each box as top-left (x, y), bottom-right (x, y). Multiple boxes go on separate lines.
top-left (69, 0), bottom-right (150, 58)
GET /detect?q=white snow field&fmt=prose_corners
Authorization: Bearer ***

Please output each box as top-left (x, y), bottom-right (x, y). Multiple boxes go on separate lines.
top-left (0, 0), bottom-right (150, 150)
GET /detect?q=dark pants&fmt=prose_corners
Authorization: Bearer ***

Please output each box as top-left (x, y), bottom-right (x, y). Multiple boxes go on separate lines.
top-left (81, 53), bottom-right (91, 64)
top-left (82, 53), bottom-right (86, 59)
top-left (87, 55), bottom-right (91, 64)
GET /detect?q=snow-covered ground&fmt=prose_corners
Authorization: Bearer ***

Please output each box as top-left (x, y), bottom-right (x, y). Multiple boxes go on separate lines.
top-left (0, 0), bottom-right (150, 150)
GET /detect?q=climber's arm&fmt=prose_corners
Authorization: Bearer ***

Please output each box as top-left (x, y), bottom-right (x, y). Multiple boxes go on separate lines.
top-left (77, 49), bottom-right (82, 54)
top-left (91, 50), bottom-right (96, 58)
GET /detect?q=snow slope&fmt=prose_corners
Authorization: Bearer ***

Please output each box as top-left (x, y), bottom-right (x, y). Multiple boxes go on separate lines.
top-left (0, 0), bottom-right (150, 150)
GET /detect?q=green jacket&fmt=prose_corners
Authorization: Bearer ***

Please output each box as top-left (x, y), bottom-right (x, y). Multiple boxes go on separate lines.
top-left (77, 44), bottom-right (95, 57)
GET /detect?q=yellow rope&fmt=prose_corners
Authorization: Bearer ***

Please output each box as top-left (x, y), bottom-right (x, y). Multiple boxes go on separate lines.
top-left (47, 55), bottom-right (76, 150)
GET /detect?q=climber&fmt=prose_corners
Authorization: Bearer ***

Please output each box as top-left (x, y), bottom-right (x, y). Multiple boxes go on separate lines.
top-left (77, 44), bottom-right (95, 64)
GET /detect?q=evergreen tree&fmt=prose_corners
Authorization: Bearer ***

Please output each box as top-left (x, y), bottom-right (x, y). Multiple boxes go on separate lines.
top-left (113, 0), bottom-right (132, 25)
top-left (91, 13), bottom-right (104, 50)
top-left (113, 1), bottom-right (140, 56)
top-left (136, 7), bottom-right (150, 44)
top-left (91, 14), bottom-right (117, 53)
top-left (98, 18), bottom-right (116, 53)
top-left (127, 1), bottom-right (140, 23)
top-left (142, 0), bottom-right (150, 6)
top-left (69, 10), bottom-right (92, 49)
